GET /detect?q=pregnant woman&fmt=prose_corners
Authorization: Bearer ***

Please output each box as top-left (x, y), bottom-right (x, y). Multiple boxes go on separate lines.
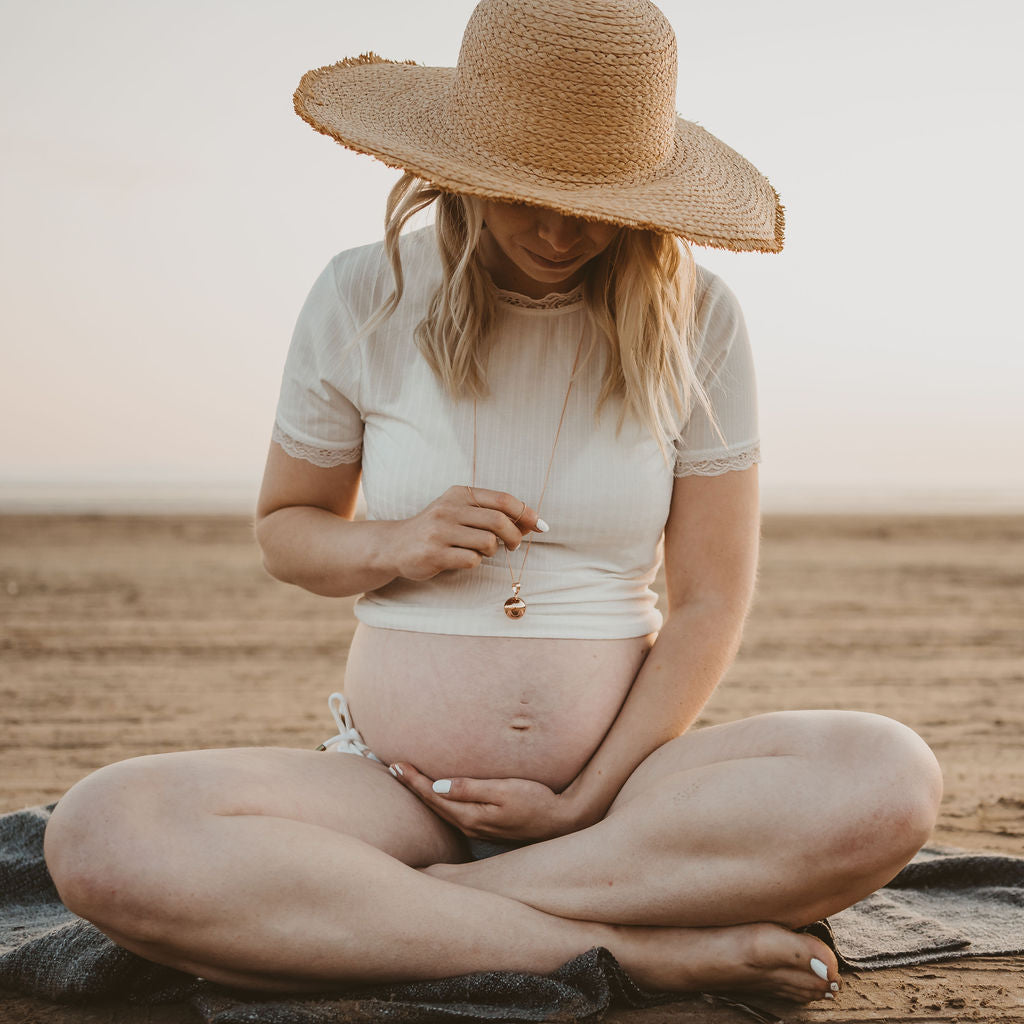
top-left (43, 0), bottom-right (942, 1004)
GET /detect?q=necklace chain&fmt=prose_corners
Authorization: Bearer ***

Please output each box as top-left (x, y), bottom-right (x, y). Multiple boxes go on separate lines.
top-left (472, 329), bottom-right (586, 618)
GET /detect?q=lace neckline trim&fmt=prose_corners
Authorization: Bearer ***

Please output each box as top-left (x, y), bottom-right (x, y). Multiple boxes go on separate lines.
top-left (492, 283), bottom-right (584, 310)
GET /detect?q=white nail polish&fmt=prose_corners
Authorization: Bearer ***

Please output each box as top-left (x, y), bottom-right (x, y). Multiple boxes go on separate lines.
top-left (830, 982), bottom-right (839, 992)
top-left (536, 518), bottom-right (549, 533)
top-left (432, 779), bottom-right (452, 794)
top-left (387, 766), bottom-right (398, 778)
top-left (825, 992), bottom-right (834, 1000)
top-left (810, 958), bottom-right (829, 981)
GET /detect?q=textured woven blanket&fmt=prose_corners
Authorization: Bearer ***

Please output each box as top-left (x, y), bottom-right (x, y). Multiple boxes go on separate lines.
top-left (2, 804), bottom-right (1022, 1023)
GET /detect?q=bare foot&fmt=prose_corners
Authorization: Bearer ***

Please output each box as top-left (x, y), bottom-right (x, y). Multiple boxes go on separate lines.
top-left (421, 864), bottom-right (840, 1003)
top-left (611, 921), bottom-right (840, 1004)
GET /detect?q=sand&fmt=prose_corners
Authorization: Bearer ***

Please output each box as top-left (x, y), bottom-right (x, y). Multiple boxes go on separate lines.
top-left (1, 513), bottom-right (1022, 1022)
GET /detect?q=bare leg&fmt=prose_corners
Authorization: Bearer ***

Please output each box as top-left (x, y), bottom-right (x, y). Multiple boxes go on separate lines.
top-left (44, 747), bottom-right (840, 1002)
top-left (428, 711), bottom-right (942, 928)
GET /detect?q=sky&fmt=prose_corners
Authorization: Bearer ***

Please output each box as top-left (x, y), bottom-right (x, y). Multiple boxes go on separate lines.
top-left (1, 0), bottom-right (1022, 512)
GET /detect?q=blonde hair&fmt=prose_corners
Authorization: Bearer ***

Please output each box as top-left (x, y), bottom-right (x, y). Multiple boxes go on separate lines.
top-left (365, 172), bottom-right (714, 449)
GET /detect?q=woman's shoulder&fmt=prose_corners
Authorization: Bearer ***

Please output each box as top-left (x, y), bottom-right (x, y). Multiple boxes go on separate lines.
top-left (324, 225), bottom-right (441, 321)
top-left (691, 262), bottom-right (747, 353)
top-left (693, 263), bottom-right (742, 320)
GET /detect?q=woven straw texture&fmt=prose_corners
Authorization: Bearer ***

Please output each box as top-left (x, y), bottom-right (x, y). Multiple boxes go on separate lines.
top-left (293, 0), bottom-right (785, 252)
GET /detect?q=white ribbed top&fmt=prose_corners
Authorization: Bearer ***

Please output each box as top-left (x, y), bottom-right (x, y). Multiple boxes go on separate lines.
top-left (273, 226), bottom-right (760, 639)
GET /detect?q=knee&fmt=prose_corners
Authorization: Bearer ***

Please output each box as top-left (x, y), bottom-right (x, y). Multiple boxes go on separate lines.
top-left (44, 755), bottom-right (188, 940)
top-left (825, 712), bottom-right (943, 869)
top-left (858, 713), bottom-right (942, 837)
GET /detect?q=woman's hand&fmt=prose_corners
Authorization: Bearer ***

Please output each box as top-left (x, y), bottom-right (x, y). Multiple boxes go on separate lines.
top-left (390, 486), bottom-right (544, 582)
top-left (387, 762), bottom-right (578, 842)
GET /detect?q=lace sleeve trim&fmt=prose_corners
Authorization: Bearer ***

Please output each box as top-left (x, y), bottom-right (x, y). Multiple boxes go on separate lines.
top-left (272, 422), bottom-right (362, 468)
top-left (673, 441), bottom-right (761, 478)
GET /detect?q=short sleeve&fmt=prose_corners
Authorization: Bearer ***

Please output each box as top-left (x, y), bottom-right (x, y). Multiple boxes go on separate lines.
top-left (272, 258), bottom-right (365, 468)
top-left (673, 273), bottom-right (761, 477)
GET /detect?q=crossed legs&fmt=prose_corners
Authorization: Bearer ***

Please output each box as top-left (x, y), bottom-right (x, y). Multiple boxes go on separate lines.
top-left (430, 710), bottom-right (942, 928)
top-left (42, 710), bottom-right (941, 1003)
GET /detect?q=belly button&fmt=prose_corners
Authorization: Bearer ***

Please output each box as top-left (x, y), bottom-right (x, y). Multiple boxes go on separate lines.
top-left (509, 716), bottom-right (533, 732)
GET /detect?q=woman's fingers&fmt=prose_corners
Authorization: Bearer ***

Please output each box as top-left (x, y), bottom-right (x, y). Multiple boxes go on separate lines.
top-left (459, 486), bottom-right (543, 536)
top-left (390, 763), bottom-right (491, 806)
top-left (393, 485), bottom-right (547, 582)
top-left (386, 766), bottom-right (567, 841)
top-left (458, 511), bottom-right (523, 552)
top-left (389, 763), bottom-right (492, 833)
top-left (428, 776), bottom-right (504, 803)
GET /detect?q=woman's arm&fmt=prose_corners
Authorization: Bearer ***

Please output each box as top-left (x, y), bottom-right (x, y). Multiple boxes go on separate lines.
top-left (255, 443), bottom-right (394, 596)
top-left (255, 443), bottom-right (541, 598)
top-left (560, 464), bottom-right (760, 827)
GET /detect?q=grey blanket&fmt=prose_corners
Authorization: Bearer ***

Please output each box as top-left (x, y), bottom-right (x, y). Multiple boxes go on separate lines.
top-left (2, 805), bottom-right (1022, 1024)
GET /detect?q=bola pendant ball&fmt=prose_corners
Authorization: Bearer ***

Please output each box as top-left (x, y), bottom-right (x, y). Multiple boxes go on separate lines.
top-left (504, 583), bottom-right (526, 619)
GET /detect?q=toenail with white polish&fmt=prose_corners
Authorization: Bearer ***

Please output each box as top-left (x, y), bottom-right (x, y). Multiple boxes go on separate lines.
top-left (810, 958), bottom-right (829, 981)
top-left (825, 992), bottom-right (834, 999)
top-left (830, 981), bottom-right (839, 992)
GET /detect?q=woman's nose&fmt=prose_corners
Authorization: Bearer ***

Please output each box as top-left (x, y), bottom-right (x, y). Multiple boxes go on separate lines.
top-left (535, 212), bottom-right (582, 254)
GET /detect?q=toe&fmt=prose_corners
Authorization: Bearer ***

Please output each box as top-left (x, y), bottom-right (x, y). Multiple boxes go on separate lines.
top-left (803, 938), bottom-right (840, 984)
top-left (778, 967), bottom-right (834, 1001)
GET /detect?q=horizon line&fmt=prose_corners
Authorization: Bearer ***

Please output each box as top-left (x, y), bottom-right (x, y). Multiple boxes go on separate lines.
top-left (1, 481), bottom-right (1022, 517)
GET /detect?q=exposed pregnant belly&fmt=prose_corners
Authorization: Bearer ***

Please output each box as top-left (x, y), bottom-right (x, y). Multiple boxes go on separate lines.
top-left (343, 624), bottom-right (655, 791)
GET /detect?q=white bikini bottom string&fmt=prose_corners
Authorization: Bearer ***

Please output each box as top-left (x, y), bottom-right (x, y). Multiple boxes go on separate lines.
top-left (316, 691), bottom-right (383, 762)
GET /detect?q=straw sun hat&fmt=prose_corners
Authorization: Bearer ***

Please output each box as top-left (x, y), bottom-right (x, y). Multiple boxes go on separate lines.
top-left (293, 0), bottom-right (784, 253)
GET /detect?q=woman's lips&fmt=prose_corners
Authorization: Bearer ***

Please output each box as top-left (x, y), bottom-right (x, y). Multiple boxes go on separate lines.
top-left (524, 248), bottom-right (582, 268)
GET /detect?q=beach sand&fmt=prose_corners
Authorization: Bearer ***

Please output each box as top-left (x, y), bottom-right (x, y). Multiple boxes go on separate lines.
top-left (1, 513), bottom-right (1021, 1022)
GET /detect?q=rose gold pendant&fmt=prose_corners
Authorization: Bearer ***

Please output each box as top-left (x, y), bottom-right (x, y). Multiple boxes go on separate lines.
top-left (504, 583), bottom-right (526, 619)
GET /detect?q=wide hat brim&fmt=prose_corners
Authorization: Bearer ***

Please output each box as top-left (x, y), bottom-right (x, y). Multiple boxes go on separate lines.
top-left (294, 56), bottom-right (785, 253)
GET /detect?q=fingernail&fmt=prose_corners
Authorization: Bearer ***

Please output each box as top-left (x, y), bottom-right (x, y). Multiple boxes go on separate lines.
top-left (536, 518), bottom-right (549, 533)
top-left (830, 982), bottom-right (839, 992)
top-left (810, 958), bottom-right (829, 981)
top-left (825, 992), bottom-right (834, 1000)
top-left (389, 763), bottom-right (404, 777)
top-left (432, 779), bottom-right (452, 794)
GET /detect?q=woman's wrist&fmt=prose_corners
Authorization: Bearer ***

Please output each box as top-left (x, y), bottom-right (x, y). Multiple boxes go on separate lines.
top-left (363, 518), bottom-right (403, 583)
top-left (558, 774), bottom-right (616, 833)
top-left (258, 507), bottom-right (400, 597)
